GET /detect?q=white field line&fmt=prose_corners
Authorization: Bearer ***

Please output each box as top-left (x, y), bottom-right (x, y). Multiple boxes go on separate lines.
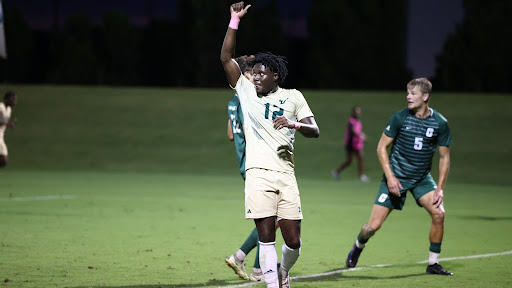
top-left (0, 195), bottom-right (77, 202)
top-left (222, 250), bottom-right (512, 288)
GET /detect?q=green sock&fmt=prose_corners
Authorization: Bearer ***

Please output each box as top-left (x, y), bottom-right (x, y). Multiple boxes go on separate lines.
top-left (240, 227), bottom-right (259, 255)
top-left (254, 240), bottom-right (260, 269)
top-left (429, 242), bottom-right (442, 253)
top-left (357, 233), bottom-right (369, 244)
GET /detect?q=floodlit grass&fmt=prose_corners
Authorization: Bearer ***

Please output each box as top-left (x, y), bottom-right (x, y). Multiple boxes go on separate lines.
top-left (0, 85), bottom-right (511, 287)
top-left (0, 170), bottom-right (511, 287)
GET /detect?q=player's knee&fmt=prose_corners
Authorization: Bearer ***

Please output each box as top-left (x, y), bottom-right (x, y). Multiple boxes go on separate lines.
top-left (361, 223), bottom-right (377, 239)
top-left (432, 209), bottom-right (445, 224)
top-left (0, 157), bottom-right (6, 167)
top-left (285, 239), bottom-right (301, 250)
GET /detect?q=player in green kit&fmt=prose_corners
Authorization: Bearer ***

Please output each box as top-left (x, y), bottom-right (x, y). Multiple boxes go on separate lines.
top-left (224, 55), bottom-right (264, 282)
top-left (345, 78), bottom-right (453, 276)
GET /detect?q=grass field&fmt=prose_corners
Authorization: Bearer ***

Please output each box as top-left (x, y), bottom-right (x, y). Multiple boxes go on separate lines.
top-left (0, 85), bottom-right (511, 287)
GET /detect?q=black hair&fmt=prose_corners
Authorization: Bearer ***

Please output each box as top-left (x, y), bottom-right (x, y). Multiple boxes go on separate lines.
top-left (4, 91), bottom-right (15, 100)
top-left (234, 55), bottom-right (254, 74)
top-left (351, 106), bottom-right (360, 116)
top-left (252, 52), bottom-right (288, 85)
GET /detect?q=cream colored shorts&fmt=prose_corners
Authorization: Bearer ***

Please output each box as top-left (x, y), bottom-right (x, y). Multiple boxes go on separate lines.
top-left (245, 168), bottom-right (303, 220)
top-left (0, 139), bottom-right (7, 156)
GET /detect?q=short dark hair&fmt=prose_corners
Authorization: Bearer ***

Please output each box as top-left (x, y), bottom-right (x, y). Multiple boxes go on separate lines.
top-left (235, 55), bottom-right (254, 74)
top-left (253, 52), bottom-right (288, 85)
top-left (351, 106), bottom-right (360, 117)
top-left (4, 91), bottom-right (15, 100)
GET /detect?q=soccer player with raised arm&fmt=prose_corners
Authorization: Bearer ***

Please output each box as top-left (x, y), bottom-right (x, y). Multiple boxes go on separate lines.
top-left (345, 78), bottom-right (453, 276)
top-left (220, 2), bottom-right (320, 287)
top-left (224, 55), bottom-right (265, 282)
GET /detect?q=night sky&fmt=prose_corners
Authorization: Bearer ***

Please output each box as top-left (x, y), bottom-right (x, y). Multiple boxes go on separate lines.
top-left (3, 0), bottom-right (464, 79)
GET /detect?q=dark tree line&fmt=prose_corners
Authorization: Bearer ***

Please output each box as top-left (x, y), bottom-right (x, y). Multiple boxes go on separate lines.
top-left (0, 0), bottom-right (510, 92)
top-left (433, 0), bottom-right (512, 92)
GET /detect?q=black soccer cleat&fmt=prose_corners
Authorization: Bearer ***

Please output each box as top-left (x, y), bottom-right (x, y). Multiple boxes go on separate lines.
top-left (346, 243), bottom-right (363, 268)
top-left (426, 263), bottom-right (453, 276)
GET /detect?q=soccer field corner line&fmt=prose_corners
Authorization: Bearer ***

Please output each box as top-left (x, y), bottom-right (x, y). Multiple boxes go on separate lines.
top-left (220, 250), bottom-right (512, 288)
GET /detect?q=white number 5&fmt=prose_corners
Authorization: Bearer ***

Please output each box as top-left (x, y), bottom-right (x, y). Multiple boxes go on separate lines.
top-left (414, 137), bottom-right (423, 150)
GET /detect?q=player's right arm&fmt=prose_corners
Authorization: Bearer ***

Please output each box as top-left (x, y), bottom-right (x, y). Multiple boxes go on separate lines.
top-left (0, 106), bottom-right (6, 126)
top-left (377, 133), bottom-right (402, 196)
top-left (220, 2), bottom-right (251, 88)
top-left (7, 118), bottom-right (17, 128)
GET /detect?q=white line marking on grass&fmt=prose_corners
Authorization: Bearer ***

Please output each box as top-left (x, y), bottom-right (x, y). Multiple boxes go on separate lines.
top-left (417, 250), bottom-right (512, 263)
top-left (221, 250), bottom-right (512, 288)
top-left (0, 195), bottom-right (77, 202)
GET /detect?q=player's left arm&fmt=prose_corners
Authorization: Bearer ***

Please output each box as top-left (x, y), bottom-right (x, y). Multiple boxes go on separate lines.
top-left (433, 145), bottom-right (450, 208)
top-left (273, 116), bottom-right (319, 138)
top-left (227, 119), bottom-right (234, 141)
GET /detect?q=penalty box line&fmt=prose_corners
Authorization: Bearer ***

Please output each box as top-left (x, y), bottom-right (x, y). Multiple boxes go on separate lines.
top-left (222, 250), bottom-right (512, 288)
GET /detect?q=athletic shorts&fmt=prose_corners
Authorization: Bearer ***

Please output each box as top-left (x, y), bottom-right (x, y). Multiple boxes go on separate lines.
top-left (374, 174), bottom-right (437, 210)
top-left (244, 168), bottom-right (303, 220)
top-left (0, 139), bottom-right (7, 156)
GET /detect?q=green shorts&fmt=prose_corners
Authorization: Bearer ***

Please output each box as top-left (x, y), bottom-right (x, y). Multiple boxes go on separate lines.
top-left (374, 174), bottom-right (437, 210)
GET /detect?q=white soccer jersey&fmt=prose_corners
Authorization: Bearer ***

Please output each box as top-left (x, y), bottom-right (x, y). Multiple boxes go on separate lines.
top-left (234, 73), bottom-right (314, 173)
top-left (0, 102), bottom-right (11, 139)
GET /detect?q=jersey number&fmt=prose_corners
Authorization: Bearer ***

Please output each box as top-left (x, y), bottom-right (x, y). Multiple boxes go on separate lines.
top-left (230, 114), bottom-right (242, 134)
top-left (264, 103), bottom-right (284, 121)
top-left (414, 137), bottom-right (423, 150)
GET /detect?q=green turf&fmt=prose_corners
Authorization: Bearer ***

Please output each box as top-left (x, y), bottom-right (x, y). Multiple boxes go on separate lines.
top-left (0, 85), bottom-right (511, 287)
top-left (1, 171), bottom-right (511, 287)
top-left (1, 85), bottom-right (511, 185)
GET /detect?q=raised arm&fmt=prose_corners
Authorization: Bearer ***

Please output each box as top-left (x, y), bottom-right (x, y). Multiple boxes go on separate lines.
top-left (220, 2), bottom-right (251, 87)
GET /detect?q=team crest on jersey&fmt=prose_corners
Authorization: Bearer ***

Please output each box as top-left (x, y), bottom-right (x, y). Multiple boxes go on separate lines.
top-left (279, 98), bottom-right (288, 104)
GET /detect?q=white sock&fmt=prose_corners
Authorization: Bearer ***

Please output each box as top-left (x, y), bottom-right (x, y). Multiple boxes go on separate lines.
top-left (355, 239), bottom-right (366, 249)
top-left (234, 249), bottom-right (246, 263)
top-left (259, 241), bottom-right (278, 288)
top-left (429, 251), bottom-right (440, 265)
top-left (280, 243), bottom-right (300, 275)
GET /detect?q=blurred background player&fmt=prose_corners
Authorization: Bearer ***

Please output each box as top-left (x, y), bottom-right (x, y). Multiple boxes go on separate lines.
top-left (0, 91), bottom-right (18, 167)
top-left (221, 2), bottom-right (320, 287)
top-left (345, 78), bottom-right (453, 276)
top-left (225, 54), bottom-right (264, 282)
top-left (332, 106), bottom-right (369, 182)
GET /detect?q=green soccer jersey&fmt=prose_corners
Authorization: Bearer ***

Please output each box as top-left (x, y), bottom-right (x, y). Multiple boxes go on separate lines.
top-left (228, 95), bottom-right (246, 179)
top-left (384, 108), bottom-right (452, 181)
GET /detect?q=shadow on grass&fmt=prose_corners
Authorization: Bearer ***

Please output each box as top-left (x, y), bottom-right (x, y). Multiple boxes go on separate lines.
top-left (70, 277), bottom-right (243, 288)
top-left (293, 271), bottom-right (427, 283)
top-left (457, 215), bottom-right (512, 221)
top-left (70, 265), bottom-right (435, 288)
